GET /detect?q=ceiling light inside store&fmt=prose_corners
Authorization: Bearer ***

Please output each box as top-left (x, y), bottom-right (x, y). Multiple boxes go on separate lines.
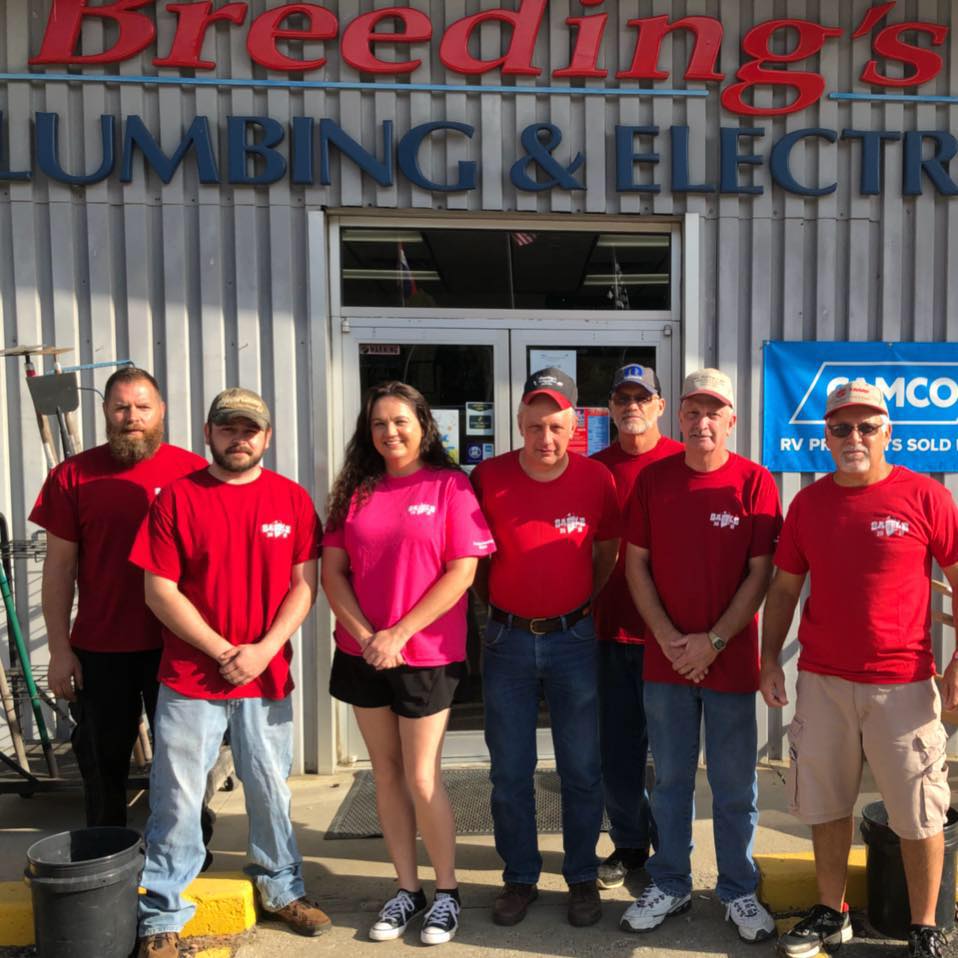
top-left (341, 230), bottom-right (425, 244)
top-left (582, 274), bottom-right (669, 286)
top-left (595, 235), bottom-right (670, 248)
top-left (342, 269), bottom-right (440, 281)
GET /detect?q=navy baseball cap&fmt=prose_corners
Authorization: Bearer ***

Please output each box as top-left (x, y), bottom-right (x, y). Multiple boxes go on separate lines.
top-left (611, 363), bottom-right (660, 397)
top-left (522, 367), bottom-right (578, 410)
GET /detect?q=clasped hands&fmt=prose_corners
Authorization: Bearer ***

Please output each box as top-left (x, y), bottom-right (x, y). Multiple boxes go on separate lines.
top-left (217, 643), bottom-right (272, 686)
top-left (360, 626), bottom-right (409, 671)
top-left (658, 631), bottom-right (717, 684)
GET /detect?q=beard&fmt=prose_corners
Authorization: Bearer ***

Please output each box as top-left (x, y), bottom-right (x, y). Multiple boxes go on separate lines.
top-left (210, 444), bottom-right (265, 474)
top-left (106, 420), bottom-right (164, 466)
top-left (617, 415), bottom-right (651, 436)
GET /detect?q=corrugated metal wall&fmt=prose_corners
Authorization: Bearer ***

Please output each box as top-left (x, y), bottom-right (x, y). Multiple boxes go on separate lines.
top-left (1, 0), bottom-right (957, 768)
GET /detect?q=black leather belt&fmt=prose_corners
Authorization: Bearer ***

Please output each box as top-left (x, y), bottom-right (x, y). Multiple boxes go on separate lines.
top-left (489, 602), bottom-right (591, 636)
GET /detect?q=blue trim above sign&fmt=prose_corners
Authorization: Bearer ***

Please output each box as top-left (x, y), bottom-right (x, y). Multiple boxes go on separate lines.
top-left (763, 341), bottom-right (958, 474)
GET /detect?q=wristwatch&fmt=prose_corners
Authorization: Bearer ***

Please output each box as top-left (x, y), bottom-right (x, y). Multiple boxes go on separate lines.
top-left (708, 630), bottom-right (727, 652)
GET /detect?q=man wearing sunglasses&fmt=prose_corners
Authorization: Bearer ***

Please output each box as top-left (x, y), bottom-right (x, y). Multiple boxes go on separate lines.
top-left (591, 365), bottom-right (682, 891)
top-left (761, 379), bottom-right (958, 958)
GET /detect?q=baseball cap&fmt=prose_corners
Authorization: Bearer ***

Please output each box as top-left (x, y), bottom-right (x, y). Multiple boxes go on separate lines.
top-left (825, 379), bottom-right (888, 419)
top-left (681, 368), bottom-right (734, 407)
top-left (522, 367), bottom-right (578, 410)
top-left (611, 363), bottom-right (660, 397)
top-left (207, 387), bottom-right (271, 431)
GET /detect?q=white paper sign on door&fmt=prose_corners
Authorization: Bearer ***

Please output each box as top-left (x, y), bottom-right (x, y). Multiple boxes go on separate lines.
top-left (529, 349), bottom-right (577, 383)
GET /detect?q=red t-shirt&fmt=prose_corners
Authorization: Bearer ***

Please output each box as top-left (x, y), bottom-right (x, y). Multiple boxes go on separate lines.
top-left (774, 467), bottom-right (958, 684)
top-left (472, 451), bottom-right (620, 619)
top-left (627, 453), bottom-right (783, 693)
top-left (129, 468), bottom-right (322, 700)
top-left (591, 436), bottom-right (684, 643)
top-left (28, 443), bottom-right (208, 653)
top-left (323, 468), bottom-right (495, 666)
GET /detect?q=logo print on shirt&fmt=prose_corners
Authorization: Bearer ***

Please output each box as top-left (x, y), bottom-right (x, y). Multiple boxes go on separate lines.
top-left (871, 516), bottom-right (910, 538)
top-left (710, 511), bottom-right (741, 530)
top-left (154, 487), bottom-right (163, 497)
top-left (261, 521), bottom-right (292, 539)
top-left (408, 503), bottom-right (437, 517)
top-left (473, 538), bottom-right (495, 551)
top-left (555, 514), bottom-right (587, 535)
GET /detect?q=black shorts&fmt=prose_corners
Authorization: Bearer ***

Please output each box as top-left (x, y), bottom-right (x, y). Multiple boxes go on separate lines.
top-left (329, 648), bottom-right (466, 719)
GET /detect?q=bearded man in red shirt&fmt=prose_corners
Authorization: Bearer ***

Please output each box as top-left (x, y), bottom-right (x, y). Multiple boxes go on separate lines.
top-left (762, 379), bottom-right (958, 958)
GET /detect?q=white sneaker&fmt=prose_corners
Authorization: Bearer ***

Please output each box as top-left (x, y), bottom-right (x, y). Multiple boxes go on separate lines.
top-left (620, 881), bottom-right (692, 933)
top-left (725, 893), bottom-right (776, 942)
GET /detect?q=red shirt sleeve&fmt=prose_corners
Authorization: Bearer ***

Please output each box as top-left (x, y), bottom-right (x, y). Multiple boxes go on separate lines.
top-left (773, 495), bottom-right (808, 575)
top-left (28, 464), bottom-right (80, 542)
top-left (292, 488), bottom-right (323, 565)
top-left (129, 489), bottom-right (182, 582)
top-left (625, 471), bottom-right (652, 549)
top-left (929, 483), bottom-right (958, 569)
top-left (443, 472), bottom-right (496, 561)
top-left (595, 465), bottom-right (621, 541)
top-left (748, 467), bottom-right (784, 558)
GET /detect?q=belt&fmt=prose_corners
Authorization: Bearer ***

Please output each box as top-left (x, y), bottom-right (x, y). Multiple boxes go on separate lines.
top-left (489, 602), bottom-right (591, 636)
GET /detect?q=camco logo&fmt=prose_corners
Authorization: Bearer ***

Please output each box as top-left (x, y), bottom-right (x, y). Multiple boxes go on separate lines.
top-left (790, 361), bottom-right (958, 426)
top-left (408, 503), bottom-right (437, 517)
top-left (261, 521), bottom-right (291, 539)
top-left (555, 514), bottom-right (586, 535)
top-left (710, 512), bottom-right (741, 530)
top-left (871, 517), bottom-right (910, 538)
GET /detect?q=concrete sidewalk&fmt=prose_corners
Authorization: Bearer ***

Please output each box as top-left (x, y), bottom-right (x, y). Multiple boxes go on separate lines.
top-left (0, 764), bottom-right (941, 957)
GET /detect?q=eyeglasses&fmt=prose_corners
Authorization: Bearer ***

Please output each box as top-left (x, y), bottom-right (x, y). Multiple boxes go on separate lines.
top-left (826, 420), bottom-right (884, 439)
top-left (612, 392), bottom-right (655, 408)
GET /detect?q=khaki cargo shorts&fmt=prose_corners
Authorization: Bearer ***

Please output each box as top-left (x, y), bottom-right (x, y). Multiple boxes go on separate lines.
top-left (787, 671), bottom-right (950, 840)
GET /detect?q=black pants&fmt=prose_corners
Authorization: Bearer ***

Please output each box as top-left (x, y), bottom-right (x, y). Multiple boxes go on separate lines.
top-left (70, 648), bottom-right (161, 827)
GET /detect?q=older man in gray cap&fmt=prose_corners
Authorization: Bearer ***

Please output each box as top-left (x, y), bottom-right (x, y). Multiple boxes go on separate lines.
top-left (621, 368), bottom-right (781, 943)
top-left (762, 379), bottom-right (958, 958)
top-left (130, 388), bottom-right (328, 958)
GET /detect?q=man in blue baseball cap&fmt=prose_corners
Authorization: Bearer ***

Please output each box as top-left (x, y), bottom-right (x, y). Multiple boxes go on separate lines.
top-left (591, 364), bottom-right (682, 890)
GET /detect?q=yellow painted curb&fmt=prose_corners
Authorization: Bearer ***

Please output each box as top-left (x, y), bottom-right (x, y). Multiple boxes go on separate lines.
top-left (195, 949), bottom-right (234, 958)
top-left (0, 873), bottom-right (255, 947)
top-left (0, 882), bottom-right (33, 947)
top-left (757, 849), bottom-right (867, 913)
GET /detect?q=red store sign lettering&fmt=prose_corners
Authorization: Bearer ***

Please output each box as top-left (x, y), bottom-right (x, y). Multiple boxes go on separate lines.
top-left (29, 0), bottom-right (952, 117)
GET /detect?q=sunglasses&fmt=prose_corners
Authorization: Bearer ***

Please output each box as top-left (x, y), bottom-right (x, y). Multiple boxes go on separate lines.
top-left (826, 420), bottom-right (884, 438)
top-left (612, 392), bottom-right (655, 407)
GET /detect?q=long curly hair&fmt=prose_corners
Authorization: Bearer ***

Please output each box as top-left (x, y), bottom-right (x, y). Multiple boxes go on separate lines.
top-left (326, 381), bottom-right (459, 529)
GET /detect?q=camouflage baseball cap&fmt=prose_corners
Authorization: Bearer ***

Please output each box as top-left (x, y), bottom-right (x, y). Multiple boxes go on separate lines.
top-left (207, 387), bottom-right (271, 431)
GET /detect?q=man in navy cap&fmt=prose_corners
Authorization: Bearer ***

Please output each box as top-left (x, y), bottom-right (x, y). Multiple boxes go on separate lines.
top-left (591, 364), bottom-right (682, 890)
top-left (472, 368), bottom-right (620, 929)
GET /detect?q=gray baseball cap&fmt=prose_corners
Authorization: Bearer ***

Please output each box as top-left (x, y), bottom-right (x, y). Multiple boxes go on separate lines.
top-left (611, 363), bottom-right (661, 396)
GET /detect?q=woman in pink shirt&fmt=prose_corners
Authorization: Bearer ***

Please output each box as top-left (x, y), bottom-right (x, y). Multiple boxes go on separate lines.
top-left (322, 381), bottom-right (494, 947)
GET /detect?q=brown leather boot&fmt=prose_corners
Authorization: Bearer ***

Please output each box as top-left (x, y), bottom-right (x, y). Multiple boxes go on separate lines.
top-left (136, 932), bottom-right (180, 958)
top-left (567, 880), bottom-right (602, 927)
top-left (268, 897), bottom-right (333, 936)
top-left (492, 882), bottom-right (538, 926)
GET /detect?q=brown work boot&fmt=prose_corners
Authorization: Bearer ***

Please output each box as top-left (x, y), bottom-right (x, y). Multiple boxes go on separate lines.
top-left (136, 932), bottom-right (180, 957)
top-left (492, 882), bottom-right (538, 926)
top-left (567, 879), bottom-right (602, 927)
top-left (268, 896), bottom-right (333, 936)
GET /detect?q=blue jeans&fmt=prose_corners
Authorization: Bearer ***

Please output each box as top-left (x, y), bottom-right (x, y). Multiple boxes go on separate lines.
top-left (138, 686), bottom-right (304, 935)
top-left (643, 681), bottom-right (759, 903)
top-left (597, 641), bottom-right (656, 851)
top-left (482, 614), bottom-right (602, 885)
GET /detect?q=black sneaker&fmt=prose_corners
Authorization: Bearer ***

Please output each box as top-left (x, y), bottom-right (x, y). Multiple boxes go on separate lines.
top-left (778, 904), bottom-right (852, 958)
top-left (420, 892), bottom-right (460, 945)
top-left (597, 848), bottom-right (650, 889)
top-left (909, 925), bottom-right (947, 958)
top-left (369, 888), bottom-right (427, 941)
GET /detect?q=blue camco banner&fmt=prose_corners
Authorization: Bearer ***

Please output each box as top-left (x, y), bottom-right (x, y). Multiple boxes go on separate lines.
top-left (763, 341), bottom-right (958, 473)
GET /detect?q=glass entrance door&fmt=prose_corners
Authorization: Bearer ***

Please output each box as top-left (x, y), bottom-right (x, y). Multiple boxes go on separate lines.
top-left (337, 322), bottom-right (676, 764)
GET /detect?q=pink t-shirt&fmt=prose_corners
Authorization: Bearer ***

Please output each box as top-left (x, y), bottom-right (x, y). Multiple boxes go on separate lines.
top-left (323, 468), bottom-right (495, 667)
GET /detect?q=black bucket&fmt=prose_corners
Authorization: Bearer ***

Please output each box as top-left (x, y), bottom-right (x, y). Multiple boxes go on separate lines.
top-left (24, 827), bottom-right (144, 958)
top-left (860, 802), bottom-right (958, 940)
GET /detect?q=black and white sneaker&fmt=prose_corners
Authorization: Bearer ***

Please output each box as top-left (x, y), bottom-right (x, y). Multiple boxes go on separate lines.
top-left (597, 847), bottom-right (650, 889)
top-left (420, 892), bottom-right (461, 945)
top-left (369, 888), bottom-right (427, 941)
top-left (778, 903), bottom-right (852, 957)
top-left (908, 925), bottom-right (947, 958)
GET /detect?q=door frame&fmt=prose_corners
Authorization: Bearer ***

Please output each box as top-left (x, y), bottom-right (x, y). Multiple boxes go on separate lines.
top-left (323, 212), bottom-right (685, 767)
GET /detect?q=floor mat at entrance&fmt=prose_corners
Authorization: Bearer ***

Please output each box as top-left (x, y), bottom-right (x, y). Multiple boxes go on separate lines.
top-left (325, 768), bottom-right (610, 839)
